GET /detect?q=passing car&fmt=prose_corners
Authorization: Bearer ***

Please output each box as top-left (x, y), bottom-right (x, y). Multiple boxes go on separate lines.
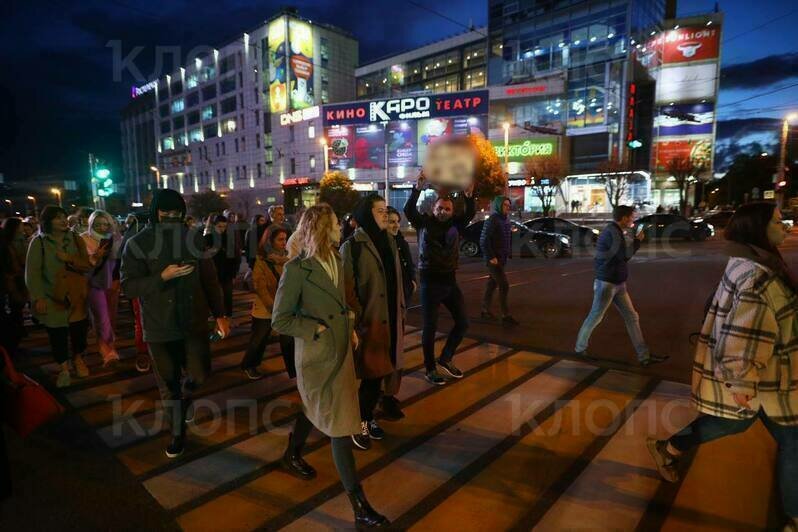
top-left (633, 214), bottom-right (715, 242)
top-left (702, 210), bottom-right (735, 229)
top-left (523, 217), bottom-right (599, 248)
top-left (460, 219), bottom-right (571, 259)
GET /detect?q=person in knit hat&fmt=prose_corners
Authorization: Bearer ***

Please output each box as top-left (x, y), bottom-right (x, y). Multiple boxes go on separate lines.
top-left (479, 195), bottom-right (518, 326)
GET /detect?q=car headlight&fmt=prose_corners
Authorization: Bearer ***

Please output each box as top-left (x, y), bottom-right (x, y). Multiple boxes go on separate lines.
top-left (591, 228), bottom-right (600, 235)
top-left (559, 236), bottom-right (569, 245)
top-left (707, 223), bottom-right (715, 235)
top-left (692, 218), bottom-right (704, 223)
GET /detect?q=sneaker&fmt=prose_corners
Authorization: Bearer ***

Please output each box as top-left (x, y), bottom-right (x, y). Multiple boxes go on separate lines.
top-left (480, 310), bottom-right (497, 320)
top-left (646, 438), bottom-right (680, 483)
top-left (184, 399), bottom-right (195, 423)
top-left (502, 315), bottom-right (520, 326)
top-left (73, 355), bottom-right (89, 378)
top-left (575, 351), bottom-right (599, 361)
top-left (56, 369), bottom-right (71, 388)
top-left (379, 396), bottom-right (405, 421)
top-left (165, 436), bottom-right (185, 459)
top-left (640, 354), bottom-right (669, 367)
top-left (351, 421), bottom-right (372, 451)
top-left (244, 367), bottom-right (263, 380)
top-left (135, 353), bottom-right (151, 373)
top-left (437, 359), bottom-right (463, 379)
top-left (367, 420), bottom-right (385, 440)
top-left (425, 370), bottom-right (446, 386)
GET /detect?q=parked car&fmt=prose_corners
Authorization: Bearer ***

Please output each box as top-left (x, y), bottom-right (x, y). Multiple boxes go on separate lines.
top-left (702, 210), bottom-right (735, 229)
top-left (633, 214), bottom-right (714, 241)
top-left (460, 220), bottom-right (571, 259)
top-left (523, 217), bottom-right (599, 248)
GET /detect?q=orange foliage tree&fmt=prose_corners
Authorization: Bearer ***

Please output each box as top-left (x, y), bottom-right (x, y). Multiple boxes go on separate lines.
top-left (319, 170), bottom-right (360, 217)
top-left (467, 134), bottom-right (506, 200)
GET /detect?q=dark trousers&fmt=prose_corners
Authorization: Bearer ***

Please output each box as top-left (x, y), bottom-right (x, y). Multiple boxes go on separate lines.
top-left (419, 275), bottom-right (468, 372)
top-left (241, 317), bottom-right (296, 377)
top-left (359, 377), bottom-right (382, 422)
top-left (482, 263), bottom-right (509, 317)
top-left (293, 413), bottom-right (358, 492)
top-left (220, 278), bottom-right (234, 317)
top-left (669, 411), bottom-right (798, 516)
top-left (44, 319), bottom-right (89, 364)
top-left (148, 336), bottom-right (211, 437)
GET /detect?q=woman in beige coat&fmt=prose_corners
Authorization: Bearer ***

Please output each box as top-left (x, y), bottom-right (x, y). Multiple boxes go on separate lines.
top-left (271, 203), bottom-right (389, 529)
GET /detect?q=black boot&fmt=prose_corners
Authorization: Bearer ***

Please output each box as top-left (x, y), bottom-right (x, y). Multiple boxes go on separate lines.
top-left (347, 484), bottom-right (389, 529)
top-left (281, 432), bottom-right (317, 480)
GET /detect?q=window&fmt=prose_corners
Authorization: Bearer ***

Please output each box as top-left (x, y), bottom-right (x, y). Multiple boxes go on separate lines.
top-left (215, 143), bottom-right (220, 157)
top-left (254, 88), bottom-right (259, 104)
top-left (162, 137), bottom-right (174, 150)
top-left (257, 163), bottom-right (262, 178)
top-left (160, 120), bottom-right (170, 134)
top-left (221, 118), bottom-right (237, 134)
top-left (219, 54), bottom-right (235, 75)
top-left (186, 73), bottom-right (199, 89)
top-left (173, 115), bottom-right (184, 129)
top-left (188, 110), bottom-right (200, 125)
top-left (201, 105), bottom-right (216, 121)
top-left (222, 142), bottom-right (226, 155)
top-left (320, 37), bottom-right (329, 67)
top-left (202, 84), bottom-right (217, 101)
top-left (289, 125), bottom-right (295, 142)
top-left (159, 104), bottom-right (169, 117)
top-left (239, 93), bottom-right (243, 108)
top-left (290, 158), bottom-right (296, 174)
top-left (238, 72), bottom-right (243, 86)
top-left (189, 128), bottom-right (203, 143)
top-left (171, 98), bottom-right (185, 113)
top-left (255, 133), bottom-right (260, 149)
top-left (308, 125), bottom-right (315, 139)
top-left (235, 138), bottom-right (239, 152)
top-left (220, 96), bottom-right (237, 114)
top-left (309, 155), bottom-right (316, 171)
top-left (171, 80), bottom-right (183, 96)
top-left (220, 76), bottom-right (236, 94)
top-left (265, 149), bottom-right (273, 162)
top-left (255, 110), bottom-right (260, 126)
top-left (186, 91), bottom-right (199, 107)
top-left (235, 166), bottom-right (240, 180)
top-left (240, 113), bottom-right (245, 128)
top-left (177, 132), bottom-right (188, 146)
top-left (242, 165), bottom-right (247, 180)
top-left (264, 133), bottom-right (272, 147)
top-left (241, 137), bottom-right (246, 152)
top-left (201, 65), bottom-right (216, 82)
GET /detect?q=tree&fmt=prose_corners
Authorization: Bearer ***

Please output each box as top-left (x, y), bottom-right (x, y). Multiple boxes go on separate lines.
top-left (319, 170), bottom-right (360, 217)
top-left (524, 155), bottom-right (567, 216)
top-left (665, 156), bottom-right (708, 216)
top-left (187, 190), bottom-right (229, 220)
top-left (467, 134), bottom-right (506, 200)
top-left (597, 155), bottom-right (637, 208)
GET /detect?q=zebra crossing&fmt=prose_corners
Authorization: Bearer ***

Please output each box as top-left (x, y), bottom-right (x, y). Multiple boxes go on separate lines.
top-left (18, 292), bottom-right (781, 531)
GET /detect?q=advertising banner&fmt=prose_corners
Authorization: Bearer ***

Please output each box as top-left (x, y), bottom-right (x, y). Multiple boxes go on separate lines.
top-left (663, 26), bottom-right (720, 65)
top-left (655, 103), bottom-right (715, 137)
top-left (323, 90), bottom-right (489, 126)
top-left (268, 18), bottom-right (287, 113)
top-left (386, 122), bottom-right (417, 167)
top-left (417, 118), bottom-right (453, 164)
top-left (354, 125), bottom-right (385, 169)
top-left (654, 137), bottom-right (713, 172)
top-left (326, 126), bottom-right (355, 170)
top-left (655, 63), bottom-right (717, 104)
top-left (492, 138), bottom-right (558, 163)
top-left (289, 19), bottom-right (314, 110)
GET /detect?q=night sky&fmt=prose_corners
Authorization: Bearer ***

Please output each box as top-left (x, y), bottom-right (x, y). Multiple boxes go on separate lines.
top-left (1, 0), bottom-right (796, 185)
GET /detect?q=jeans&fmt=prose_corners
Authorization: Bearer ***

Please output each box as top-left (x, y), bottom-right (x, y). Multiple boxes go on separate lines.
top-left (669, 411), bottom-right (798, 517)
top-left (45, 319), bottom-right (89, 364)
top-left (575, 279), bottom-right (649, 360)
top-left (220, 278), bottom-right (234, 317)
top-left (241, 317), bottom-right (296, 377)
top-left (87, 285), bottom-right (120, 362)
top-left (482, 263), bottom-right (509, 317)
top-left (148, 336), bottom-right (211, 437)
top-left (420, 275), bottom-right (469, 372)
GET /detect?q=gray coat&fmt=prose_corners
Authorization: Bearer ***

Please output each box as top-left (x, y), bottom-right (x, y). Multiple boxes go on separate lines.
top-left (271, 253), bottom-right (361, 437)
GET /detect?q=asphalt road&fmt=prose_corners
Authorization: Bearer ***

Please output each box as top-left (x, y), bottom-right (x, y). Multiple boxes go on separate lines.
top-left (406, 231), bottom-right (798, 384)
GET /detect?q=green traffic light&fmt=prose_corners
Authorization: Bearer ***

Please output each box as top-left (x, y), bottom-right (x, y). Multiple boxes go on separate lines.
top-left (95, 168), bottom-right (110, 179)
top-left (627, 140), bottom-right (643, 149)
top-left (103, 178), bottom-right (113, 188)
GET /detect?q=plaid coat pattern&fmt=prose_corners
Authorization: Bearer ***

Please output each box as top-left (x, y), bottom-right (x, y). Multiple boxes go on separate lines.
top-left (692, 257), bottom-right (798, 425)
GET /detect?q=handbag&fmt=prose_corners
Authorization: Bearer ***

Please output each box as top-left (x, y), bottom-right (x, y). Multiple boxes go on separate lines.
top-left (1, 346), bottom-right (65, 438)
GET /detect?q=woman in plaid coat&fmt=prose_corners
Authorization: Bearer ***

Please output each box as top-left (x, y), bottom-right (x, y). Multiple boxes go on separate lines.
top-left (648, 202), bottom-right (798, 530)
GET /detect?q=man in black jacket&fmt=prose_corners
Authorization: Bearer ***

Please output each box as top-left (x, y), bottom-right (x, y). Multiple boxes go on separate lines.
top-left (479, 195), bottom-right (519, 326)
top-left (404, 172), bottom-right (475, 386)
top-left (574, 205), bottom-right (666, 366)
top-left (121, 189), bottom-right (230, 458)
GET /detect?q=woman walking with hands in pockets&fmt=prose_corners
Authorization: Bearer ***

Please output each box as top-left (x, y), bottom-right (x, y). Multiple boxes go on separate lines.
top-left (271, 203), bottom-right (389, 529)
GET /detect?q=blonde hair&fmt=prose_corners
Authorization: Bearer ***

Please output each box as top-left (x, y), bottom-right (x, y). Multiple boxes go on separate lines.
top-left (87, 209), bottom-right (117, 236)
top-left (287, 203), bottom-right (338, 261)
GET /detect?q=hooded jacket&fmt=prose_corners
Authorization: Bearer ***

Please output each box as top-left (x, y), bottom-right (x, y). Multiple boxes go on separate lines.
top-left (594, 221), bottom-right (640, 284)
top-left (479, 195), bottom-right (512, 266)
top-left (120, 189), bottom-right (225, 342)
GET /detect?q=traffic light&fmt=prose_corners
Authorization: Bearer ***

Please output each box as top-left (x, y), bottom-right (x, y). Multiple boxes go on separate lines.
top-left (93, 164), bottom-right (114, 197)
top-left (627, 139), bottom-right (643, 149)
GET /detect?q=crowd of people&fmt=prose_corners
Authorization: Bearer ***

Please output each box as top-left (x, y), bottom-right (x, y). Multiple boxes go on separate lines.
top-left (1, 173), bottom-right (797, 529)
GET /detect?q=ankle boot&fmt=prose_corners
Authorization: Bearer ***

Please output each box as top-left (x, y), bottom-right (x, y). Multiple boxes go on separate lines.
top-left (281, 432), bottom-right (317, 480)
top-left (346, 484), bottom-right (389, 529)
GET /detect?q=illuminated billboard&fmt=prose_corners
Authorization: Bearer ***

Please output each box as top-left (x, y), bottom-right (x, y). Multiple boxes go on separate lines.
top-left (662, 26), bottom-right (720, 64)
top-left (655, 63), bottom-right (717, 105)
top-left (386, 121), bottom-right (417, 166)
top-left (654, 138), bottom-right (713, 172)
top-left (289, 19), bottom-right (314, 110)
top-left (655, 103), bottom-right (715, 137)
top-left (492, 138), bottom-right (558, 163)
top-left (268, 18), bottom-right (287, 113)
top-left (327, 126), bottom-right (355, 170)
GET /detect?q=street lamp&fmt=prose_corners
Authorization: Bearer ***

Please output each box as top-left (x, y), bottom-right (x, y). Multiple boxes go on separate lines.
top-left (319, 138), bottom-right (330, 174)
top-left (150, 166), bottom-right (161, 188)
top-left (777, 113), bottom-right (797, 207)
top-left (50, 188), bottom-right (62, 207)
top-left (502, 122), bottom-right (511, 175)
top-left (26, 195), bottom-right (38, 217)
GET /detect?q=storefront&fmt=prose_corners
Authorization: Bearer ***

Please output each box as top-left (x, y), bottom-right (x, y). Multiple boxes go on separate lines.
top-left (282, 177), bottom-right (319, 212)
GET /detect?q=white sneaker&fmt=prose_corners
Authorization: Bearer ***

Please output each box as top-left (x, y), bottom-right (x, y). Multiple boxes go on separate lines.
top-left (56, 369), bottom-right (71, 388)
top-left (73, 355), bottom-right (90, 378)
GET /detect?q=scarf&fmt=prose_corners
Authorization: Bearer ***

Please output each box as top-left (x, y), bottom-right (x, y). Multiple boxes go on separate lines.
top-left (725, 241), bottom-right (798, 293)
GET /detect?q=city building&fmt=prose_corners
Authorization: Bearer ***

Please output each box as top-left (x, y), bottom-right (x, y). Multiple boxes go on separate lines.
top-left (120, 90), bottom-right (157, 205)
top-left (142, 8), bottom-right (356, 214)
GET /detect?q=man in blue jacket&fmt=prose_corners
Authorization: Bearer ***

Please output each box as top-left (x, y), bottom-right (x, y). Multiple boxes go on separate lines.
top-left (479, 195), bottom-right (519, 325)
top-left (574, 205), bottom-right (666, 366)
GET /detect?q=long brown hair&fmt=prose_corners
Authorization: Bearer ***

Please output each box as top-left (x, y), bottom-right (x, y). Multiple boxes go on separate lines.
top-left (725, 202), bottom-right (779, 255)
top-left (257, 225), bottom-right (289, 258)
top-left (286, 203), bottom-right (338, 261)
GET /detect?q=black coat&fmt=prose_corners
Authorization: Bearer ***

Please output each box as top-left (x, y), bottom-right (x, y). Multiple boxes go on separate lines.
top-left (594, 222), bottom-right (640, 284)
top-left (204, 231), bottom-right (241, 282)
top-left (395, 231), bottom-right (416, 301)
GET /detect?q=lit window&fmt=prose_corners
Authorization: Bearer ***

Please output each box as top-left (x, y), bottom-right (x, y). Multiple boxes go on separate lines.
top-left (309, 155), bottom-right (316, 170)
top-left (186, 74), bottom-right (199, 89)
top-left (189, 128), bottom-right (203, 143)
top-left (171, 98), bottom-right (184, 113)
top-left (222, 119), bottom-right (237, 134)
top-left (162, 137), bottom-right (174, 150)
top-left (308, 125), bottom-right (315, 139)
top-left (201, 105), bottom-right (215, 120)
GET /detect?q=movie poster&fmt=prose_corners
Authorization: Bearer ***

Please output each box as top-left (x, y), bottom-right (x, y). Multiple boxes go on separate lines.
top-left (326, 126), bottom-right (354, 170)
top-left (268, 18), bottom-right (287, 113)
top-left (386, 121), bottom-right (417, 166)
top-left (354, 125), bottom-right (385, 169)
top-left (289, 19), bottom-right (314, 110)
top-left (417, 118), bottom-right (453, 164)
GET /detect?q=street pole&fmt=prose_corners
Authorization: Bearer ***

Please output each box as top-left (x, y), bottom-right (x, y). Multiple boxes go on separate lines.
top-left (51, 188), bottom-right (62, 207)
top-left (88, 153), bottom-right (99, 208)
top-left (320, 138), bottom-right (329, 173)
top-left (777, 114), bottom-right (796, 209)
top-left (150, 166), bottom-right (161, 189)
top-left (383, 122), bottom-right (389, 203)
top-left (26, 196), bottom-right (38, 218)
